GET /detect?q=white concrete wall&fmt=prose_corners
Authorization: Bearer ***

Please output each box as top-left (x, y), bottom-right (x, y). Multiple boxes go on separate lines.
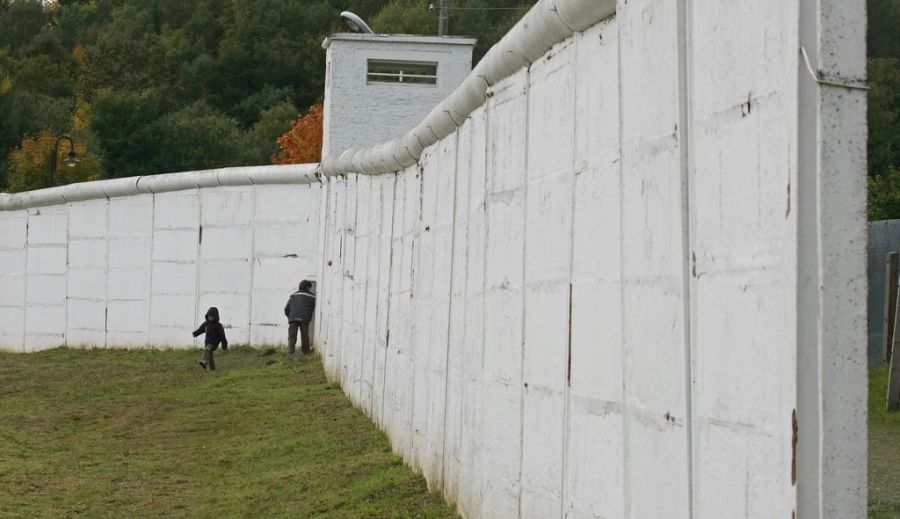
top-left (314, 1), bottom-right (866, 517)
top-left (0, 174), bottom-right (320, 351)
top-left (322, 34), bottom-right (475, 156)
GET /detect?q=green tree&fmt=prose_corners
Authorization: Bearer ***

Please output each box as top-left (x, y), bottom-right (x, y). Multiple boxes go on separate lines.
top-left (0, 0), bottom-right (537, 189)
top-left (147, 100), bottom-right (248, 173)
top-left (869, 169), bottom-right (900, 221)
top-left (91, 88), bottom-right (164, 177)
top-left (371, 0), bottom-right (434, 35)
top-left (0, 0), bottom-right (46, 54)
top-left (370, 0), bottom-right (534, 61)
top-left (870, 58), bottom-right (900, 179)
top-left (85, 5), bottom-right (171, 94)
top-left (246, 101), bottom-right (298, 164)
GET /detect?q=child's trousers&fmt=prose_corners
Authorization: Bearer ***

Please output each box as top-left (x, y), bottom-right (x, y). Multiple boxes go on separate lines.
top-left (202, 346), bottom-right (216, 370)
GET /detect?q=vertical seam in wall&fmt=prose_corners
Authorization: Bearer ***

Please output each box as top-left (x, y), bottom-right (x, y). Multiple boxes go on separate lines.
top-left (617, 9), bottom-right (630, 518)
top-left (315, 180), bottom-right (330, 350)
top-left (517, 69), bottom-right (531, 519)
top-left (64, 204), bottom-right (70, 347)
top-left (105, 199), bottom-right (111, 348)
top-left (348, 175), bottom-right (361, 385)
top-left (676, 0), bottom-right (696, 515)
top-left (456, 120), bottom-right (473, 509)
top-left (369, 179), bottom-right (384, 418)
top-left (327, 180), bottom-right (338, 373)
top-left (335, 178), bottom-right (348, 383)
top-left (358, 176), bottom-right (371, 405)
top-left (194, 189), bottom-right (203, 350)
top-left (560, 32), bottom-right (580, 518)
top-left (247, 186), bottom-right (257, 346)
top-left (381, 173), bottom-right (399, 425)
top-left (22, 211), bottom-right (30, 352)
top-left (797, 0), bottom-right (822, 516)
top-left (147, 195), bottom-right (156, 347)
top-left (408, 168), bottom-right (422, 459)
top-left (440, 131), bottom-right (461, 492)
top-left (478, 106), bottom-right (490, 517)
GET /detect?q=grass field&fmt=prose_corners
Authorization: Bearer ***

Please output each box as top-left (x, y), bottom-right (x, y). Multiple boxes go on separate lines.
top-left (0, 347), bottom-right (457, 518)
top-left (870, 365), bottom-right (900, 518)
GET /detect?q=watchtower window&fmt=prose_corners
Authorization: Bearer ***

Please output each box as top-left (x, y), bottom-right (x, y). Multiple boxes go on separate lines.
top-left (367, 60), bottom-right (438, 85)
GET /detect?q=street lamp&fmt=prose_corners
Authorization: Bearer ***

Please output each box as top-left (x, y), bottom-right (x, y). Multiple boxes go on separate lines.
top-left (49, 135), bottom-right (79, 188)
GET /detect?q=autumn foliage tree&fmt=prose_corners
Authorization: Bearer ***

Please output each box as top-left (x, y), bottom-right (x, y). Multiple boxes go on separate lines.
top-left (8, 130), bottom-right (102, 192)
top-left (272, 103), bottom-right (323, 164)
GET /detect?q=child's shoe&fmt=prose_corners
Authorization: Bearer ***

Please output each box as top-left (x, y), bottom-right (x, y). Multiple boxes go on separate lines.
top-left (199, 361), bottom-right (207, 369)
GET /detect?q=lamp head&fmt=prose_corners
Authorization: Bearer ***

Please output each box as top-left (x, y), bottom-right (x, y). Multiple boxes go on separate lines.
top-left (64, 148), bottom-right (79, 168)
top-left (340, 11), bottom-right (374, 34)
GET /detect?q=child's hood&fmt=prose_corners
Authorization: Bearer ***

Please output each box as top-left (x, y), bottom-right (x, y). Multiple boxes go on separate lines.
top-left (205, 307), bottom-right (220, 321)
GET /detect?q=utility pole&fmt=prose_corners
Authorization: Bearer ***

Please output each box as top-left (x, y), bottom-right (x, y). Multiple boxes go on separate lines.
top-left (438, 0), bottom-right (449, 36)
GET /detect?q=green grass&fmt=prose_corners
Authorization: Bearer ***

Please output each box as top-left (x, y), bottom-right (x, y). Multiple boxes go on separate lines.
top-left (0, 347), bottom-right (457, 518)
top-left (870, 366), bottom-right (900, 518)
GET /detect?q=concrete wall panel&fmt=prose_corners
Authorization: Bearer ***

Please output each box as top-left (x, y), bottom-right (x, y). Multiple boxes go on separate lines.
top-left (201, 187), bottom-right (252, 227)
top-left (153, 230), bottom-right (198, 262)
top-left (67, 299), bottom-right (106, 331)
top-left (0, 211), bottom-right (27, 247)
top-left (109, 196), bottom-right (153, 236)
top-left (0, 306), bottom-right (24, 350)
top-left (314, 2), bottom-right (862, 516)
top-left (68, 240), bottom-right (106, 268)
top-left (26, 275), bottom-right (66, 305)
top-left (151, 262), bottom-right (196, 296)
top-left (27, 208), bottom-right (67, 245)
top-left (108, 237), bottom-right (152, 269)
top-left (151, 294), bottom-right (196, 330)
top-left (254, 224), bottom-right (304, 256)
top-left (1, 179), bottom-right (319, 352)
top-left (153, 192), bottom-right (198, 229)
top-left (27, 247), bottom-right (67, 275)
top-left (0, 248), bottom-right (26, 275)
top-left (253, 257), bottom-right (309, 291)
top-left (68, 202), bottom-right (107, 238)
top-left (201, 228), bottom-right (251, 260)
top-left (0, 270), bottom-right (25, 305)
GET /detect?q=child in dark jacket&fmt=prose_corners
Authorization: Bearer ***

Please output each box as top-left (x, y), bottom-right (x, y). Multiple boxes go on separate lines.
top-left (193, 307), bottom-right (228, 371)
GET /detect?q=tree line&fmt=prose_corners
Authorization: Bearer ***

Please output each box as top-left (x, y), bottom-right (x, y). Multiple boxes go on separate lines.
top-left (868, 0), bottom-right (900, 219)
top-left (2, 0), bottom-right (897, 220)
top-left (0, 0), bottom-right (532, 192)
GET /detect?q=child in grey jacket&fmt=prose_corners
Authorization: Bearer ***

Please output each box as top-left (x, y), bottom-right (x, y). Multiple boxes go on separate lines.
top-left (284, 280), bottom-right (315, 355)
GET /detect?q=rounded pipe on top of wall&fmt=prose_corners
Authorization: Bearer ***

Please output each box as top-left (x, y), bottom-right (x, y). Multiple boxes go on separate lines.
top-left (0, 164), bottom-right (320, 212)
top-left (319, 0), bottom-right (616, 177)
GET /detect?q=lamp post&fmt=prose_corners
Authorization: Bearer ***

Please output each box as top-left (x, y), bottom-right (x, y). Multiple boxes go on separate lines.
top-left (438, 0), bottom-right (449, 36)
top-left (49, 135), bottom-right (79, 188)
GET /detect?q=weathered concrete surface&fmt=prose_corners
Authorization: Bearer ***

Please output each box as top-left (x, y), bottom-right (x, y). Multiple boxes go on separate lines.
top-left (315, 0), bottom-right (867, 517)
top-left (0, 166), bottom-right (320, 351)
top-left (0, 0), bottom-right (867, 516)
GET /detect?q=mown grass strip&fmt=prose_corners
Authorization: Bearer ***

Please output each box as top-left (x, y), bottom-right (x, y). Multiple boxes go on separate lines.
top-left (870, 365), bottom-right (900, 518)
top-left (0, 347), bottom-right (456, 518)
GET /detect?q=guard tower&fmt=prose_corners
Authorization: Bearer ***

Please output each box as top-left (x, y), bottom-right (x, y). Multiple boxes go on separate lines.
top-left (321, 33), bottom-right (476, 157)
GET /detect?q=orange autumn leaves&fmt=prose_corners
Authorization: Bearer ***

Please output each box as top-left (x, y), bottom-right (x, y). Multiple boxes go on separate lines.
top-left (8, 130), bottom-right (102, 192)
top-left (272, 103), bottom-right (323, 165)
